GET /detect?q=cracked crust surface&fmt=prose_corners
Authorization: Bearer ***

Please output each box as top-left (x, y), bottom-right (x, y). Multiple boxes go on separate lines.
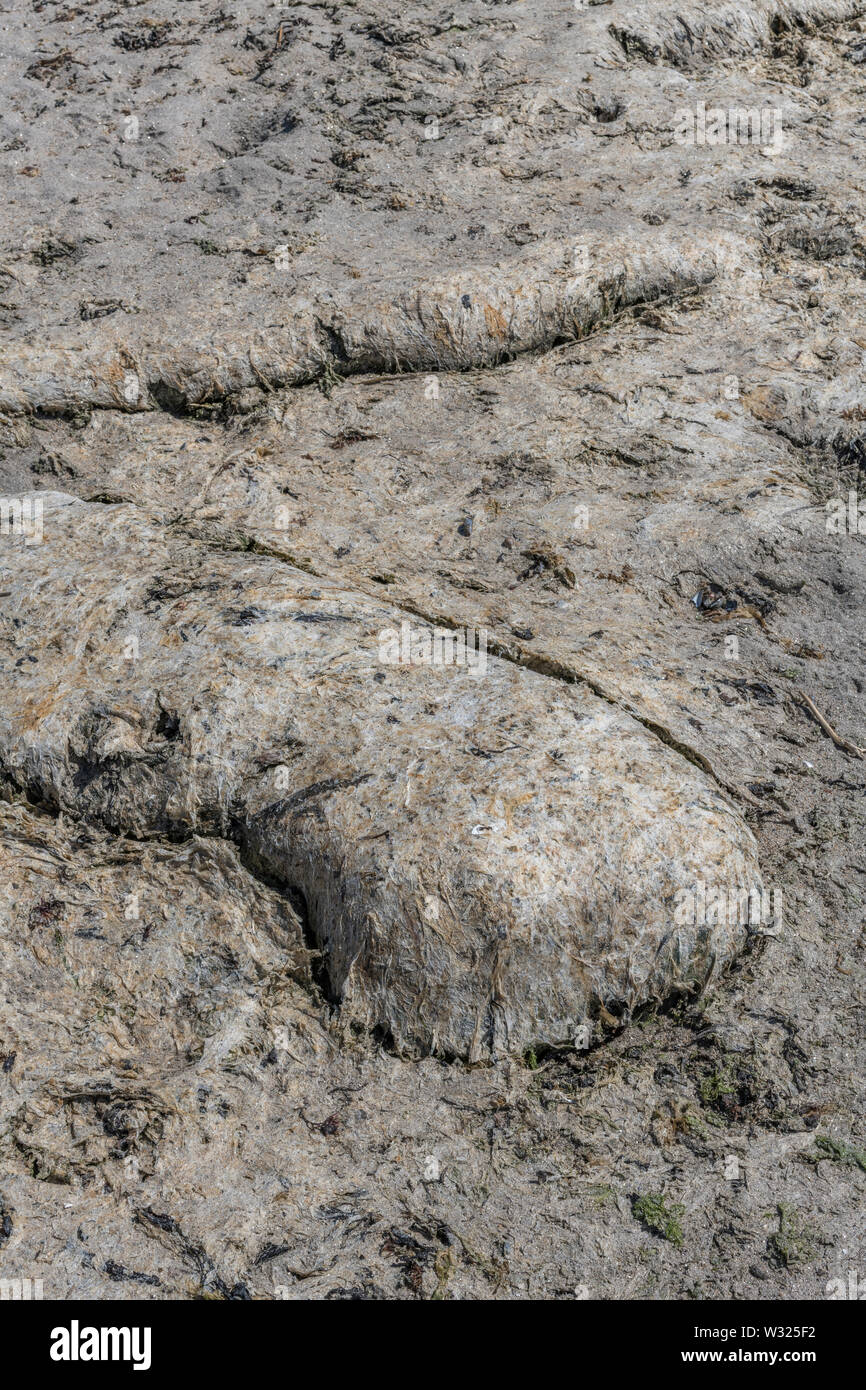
top-left (0, 0), bottom-right (864, 1300)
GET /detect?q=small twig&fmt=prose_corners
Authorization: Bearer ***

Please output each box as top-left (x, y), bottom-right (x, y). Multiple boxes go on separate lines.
top-left (797, 692), bottom-right (865, 759)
